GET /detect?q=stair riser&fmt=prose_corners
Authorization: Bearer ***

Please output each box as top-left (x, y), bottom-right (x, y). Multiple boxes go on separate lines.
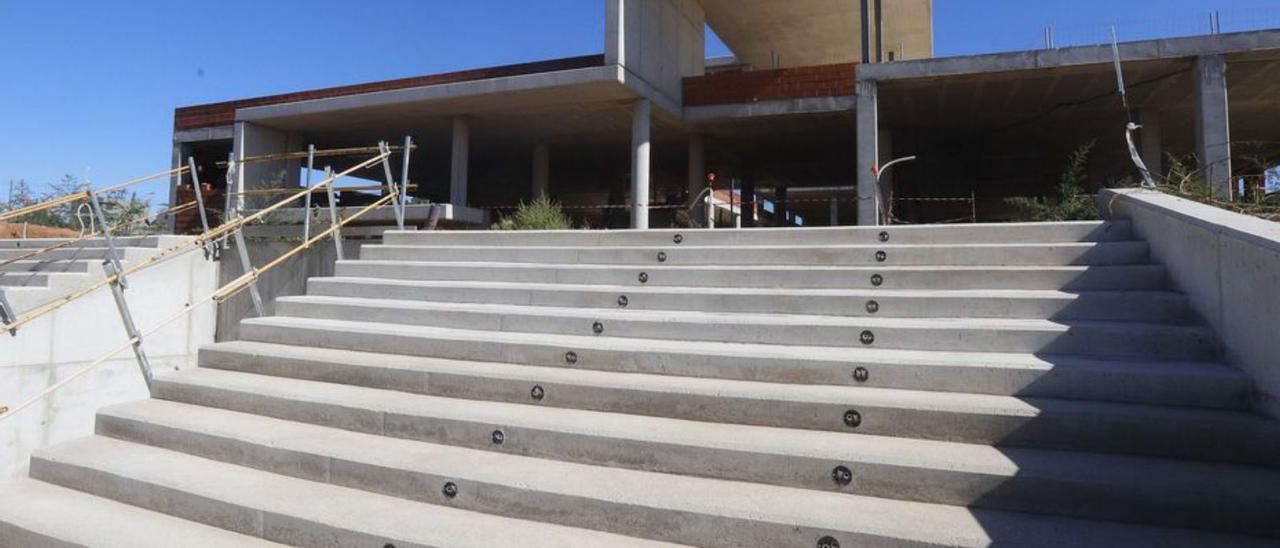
top-left (96, 412), bottom-right (1280, 540)
top-left (156, 370), bottom-right (1276, 466)
top-left (0, 236), bottom-right (159, 249)
top-left (273, 300), bottom-right (1216, 360)
top-left (229, 325), bottom-right (1246, 409)
top-left (336, 262), bottom-right (1168, 291)
top-left (31, 445), bottom-right (886, 548)
top-left (360, 243), bottom-right (1150, 267)
top-left (382, 222), bottom-right (1134, 247)
top-left (308, 279), bottom-right (1191, 322)
top-left (0, 249), bottom-right (122, 261)
top-left (27, 458), bottom-right (475, 548)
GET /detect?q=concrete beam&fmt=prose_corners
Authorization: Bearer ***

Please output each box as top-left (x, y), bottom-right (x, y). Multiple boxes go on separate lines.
top-left (682, 96), bottom-right (856, 122)
top-left (857, 29), bottom-right (1280, 83)
top-left (630, 99), bottom-right (651, 229)
top-left (1194, 55), bottom-right (1233, 200)
top-left (451, 116), bottom-right (470, 206)
top-left (532, 143), bottom-right (550, 199)
top-left (856, 80), bottom-right (879, 226)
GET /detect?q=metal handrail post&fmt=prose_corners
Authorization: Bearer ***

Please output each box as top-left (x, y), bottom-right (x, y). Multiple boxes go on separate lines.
top-left (86, 188), bottom-right (127, 288)
top-left (324, 166), bottom-right (345, 261)
top-left (303, 144), bottom-right (315, 241)
top-left (86, 187), bottom-right (153, 389)
top-left (400, 136), bottom-right (413, 227)
top-left (378, 141), bottom-right (405, 230)
top-left (231, 225), bottom-right (265, 317)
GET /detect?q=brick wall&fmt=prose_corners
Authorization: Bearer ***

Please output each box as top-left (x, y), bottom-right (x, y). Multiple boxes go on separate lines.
top-left (683, 63), bottom-right (857, 107)
top-left (174, 54), bottom-right (606, 131)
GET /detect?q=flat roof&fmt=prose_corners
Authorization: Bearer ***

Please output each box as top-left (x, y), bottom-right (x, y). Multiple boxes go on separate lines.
top-left (173, 55), bottom-right (604, 131)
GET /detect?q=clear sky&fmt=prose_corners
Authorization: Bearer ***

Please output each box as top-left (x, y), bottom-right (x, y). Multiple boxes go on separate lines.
top-left (2, 0), bottom-right (1278, 205)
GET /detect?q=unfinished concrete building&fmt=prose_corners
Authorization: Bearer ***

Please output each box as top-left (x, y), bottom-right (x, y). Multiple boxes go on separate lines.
top-left (170, 1), bottom-right (1280, 232)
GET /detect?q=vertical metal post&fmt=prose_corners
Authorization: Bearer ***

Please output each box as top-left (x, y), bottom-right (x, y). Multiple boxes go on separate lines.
top-left (224, 153), bottom-right (236, 227)
top-left (232, 228), bottom-right (265, 317)
top-left (86, 188), bottom-right (152, 390)
top-left (400, 136), bottom-right (413, 227)
top-left (187, 157), bottom-right (211, 235)
top-left (0, 291), bottom-right (18, 336)
top-left (378, 141), bottom-right (405, 230)
top-left (303, 144), bottom-right (315, 241)
top-left (325, 166), bottom-right (345, 261)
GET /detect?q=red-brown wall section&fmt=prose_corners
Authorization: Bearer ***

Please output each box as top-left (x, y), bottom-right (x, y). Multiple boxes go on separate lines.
top-left (683, 63), bottom-right (857, 107)
top-left (173, 54), bottom-right (606, 131)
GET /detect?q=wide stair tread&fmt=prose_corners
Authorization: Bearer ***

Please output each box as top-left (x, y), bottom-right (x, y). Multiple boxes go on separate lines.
top-left (234, 315), bottom-right (1250, 410)
top-left (95, 398), bottom-right (1280, 545)
top-left (0, 477), bottom-right (285, 547)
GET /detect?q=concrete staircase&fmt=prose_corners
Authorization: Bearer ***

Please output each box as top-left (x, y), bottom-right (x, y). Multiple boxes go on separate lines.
top-left (0, 236), bottom-right (181, 312)
top-left (5, 221), bottom-right (1280, 547)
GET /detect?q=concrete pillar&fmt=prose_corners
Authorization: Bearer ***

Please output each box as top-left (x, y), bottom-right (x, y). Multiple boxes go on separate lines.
top-left (1139, 111), bottom-right (1164, 179)
top-left (532, 142), bottom-right (550, 199)
top-left (829, 198), bottom-right (840, 226)
top-left (856, 79), bottom-right (880, 225)
top-left (451, 116), bottom-right (470, 206)
top-left (1194, 55), bottom-right (1233, 200)
top-left (630, 99), bottom-right (651, 229)
top-left (687, 134), bottom-right (705, 224)
top-left (168, 141), bottom-right (192, 233)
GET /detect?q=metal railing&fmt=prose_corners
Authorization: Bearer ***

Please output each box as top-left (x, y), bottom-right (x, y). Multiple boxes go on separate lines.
top-left (0, 139), bottom-right (414, 423)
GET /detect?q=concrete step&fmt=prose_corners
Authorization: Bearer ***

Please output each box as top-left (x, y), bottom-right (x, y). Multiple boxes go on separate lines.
top-left (156, 367), bottom-right (1278, 466)
top-left (335, 260), bottom-right (1170, 290)
top-left (29, 436), bottom-right (685, 548)
top-left (231, 317), bottom-right (1249, 409)
top-left (97, 399), bottom-right (1280, 541)
top-left (359, 241), bottom-right (1151, 267)
top-left (273, 295), bottom-right (1216, 360)
top-left (0, 247), bottom-right (123, 261)
top-left (0, 235), bottom-right (163, 249)
top-left (0, 259), bottom-right (93, 273)
top-left (381, 221), bottom-right (1135, 247)
top-left (307, 277), bottom-right (1193, 322)
top-left (0, 478), bottom-right (284, 547)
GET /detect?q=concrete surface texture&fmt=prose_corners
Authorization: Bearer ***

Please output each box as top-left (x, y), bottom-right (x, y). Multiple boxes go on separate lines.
top-left (0, 236), bottom-right (217, 478)
top-left (3, 222), bottom-right (1280, 546)
top-left (1100, 188), bottom-right (1280, 419)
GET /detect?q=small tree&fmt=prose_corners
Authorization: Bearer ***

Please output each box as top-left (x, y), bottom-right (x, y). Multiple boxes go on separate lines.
top-left (1006, 140), bottom-right (1100, 222)
top-left (491, 196), bottom-right (573, 230)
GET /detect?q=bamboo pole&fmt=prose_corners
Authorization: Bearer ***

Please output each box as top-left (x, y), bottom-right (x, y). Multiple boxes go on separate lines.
top-left (0, 152), bottom-right (388, 334)
top-left (0, 180), bottom-right (401, 423)
top-left (215, 144), bottom-right (417, 167)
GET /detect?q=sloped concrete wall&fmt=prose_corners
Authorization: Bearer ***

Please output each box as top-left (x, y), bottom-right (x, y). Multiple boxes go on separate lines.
top-left (1100, 188), bottom-right (1280, 418)
top-left (0, 238), bottom-right (218, 476)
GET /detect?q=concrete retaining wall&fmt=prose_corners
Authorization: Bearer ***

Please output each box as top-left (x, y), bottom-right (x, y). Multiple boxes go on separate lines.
top-left (0, 238), bottom-right (218, 476)
top-left (1100, 188), bottom-right (1280, 417)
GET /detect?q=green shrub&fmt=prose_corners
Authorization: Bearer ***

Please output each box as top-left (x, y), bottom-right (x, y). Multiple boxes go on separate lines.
top-left (1006, 141), bottom-right (1100, 222)
top-left (491, 196), bottom-right (573, 230)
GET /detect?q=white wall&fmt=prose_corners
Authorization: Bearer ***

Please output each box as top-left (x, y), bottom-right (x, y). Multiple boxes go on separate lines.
top-left (606, 0), bottom-right (706, 105)
top-left (0, 237), bottom-right (218, 476)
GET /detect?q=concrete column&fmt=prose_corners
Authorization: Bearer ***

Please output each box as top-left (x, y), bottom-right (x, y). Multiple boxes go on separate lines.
top-left (168, 141), bottom-right (192, 233)
top-left (630, 99), bottom-right (651, 229)
top-left (451, 116), bottom-right (471, 206)
top-left (1139, 111), bottom-right (1164, 179)
top-left (1194, 55), bottom-right (1233, 200)
top-left (687, 134), bottom-right (705, 224)
top-left (856, 79), bottom-right (880, 225)
top-left (532, 142), bottom-right (550, 199)
top-left (829, 198), bottom-right (840, 226)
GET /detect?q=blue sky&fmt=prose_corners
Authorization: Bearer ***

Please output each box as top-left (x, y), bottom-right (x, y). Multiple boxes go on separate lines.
top-left (2, 0), bottom-right (1278, 204)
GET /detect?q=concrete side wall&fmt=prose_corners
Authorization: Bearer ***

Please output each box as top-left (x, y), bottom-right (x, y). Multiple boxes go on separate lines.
top-left (233, 122), bottom-right (302, 209)
top-left (1099, 189), bottom-right (1280, 418)
top-left (215, 231), bottom-right (372, 342)
top-left (0, 239), bottom-right (218, 476)
top-left (606, 0), bottom-right (705, 104)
